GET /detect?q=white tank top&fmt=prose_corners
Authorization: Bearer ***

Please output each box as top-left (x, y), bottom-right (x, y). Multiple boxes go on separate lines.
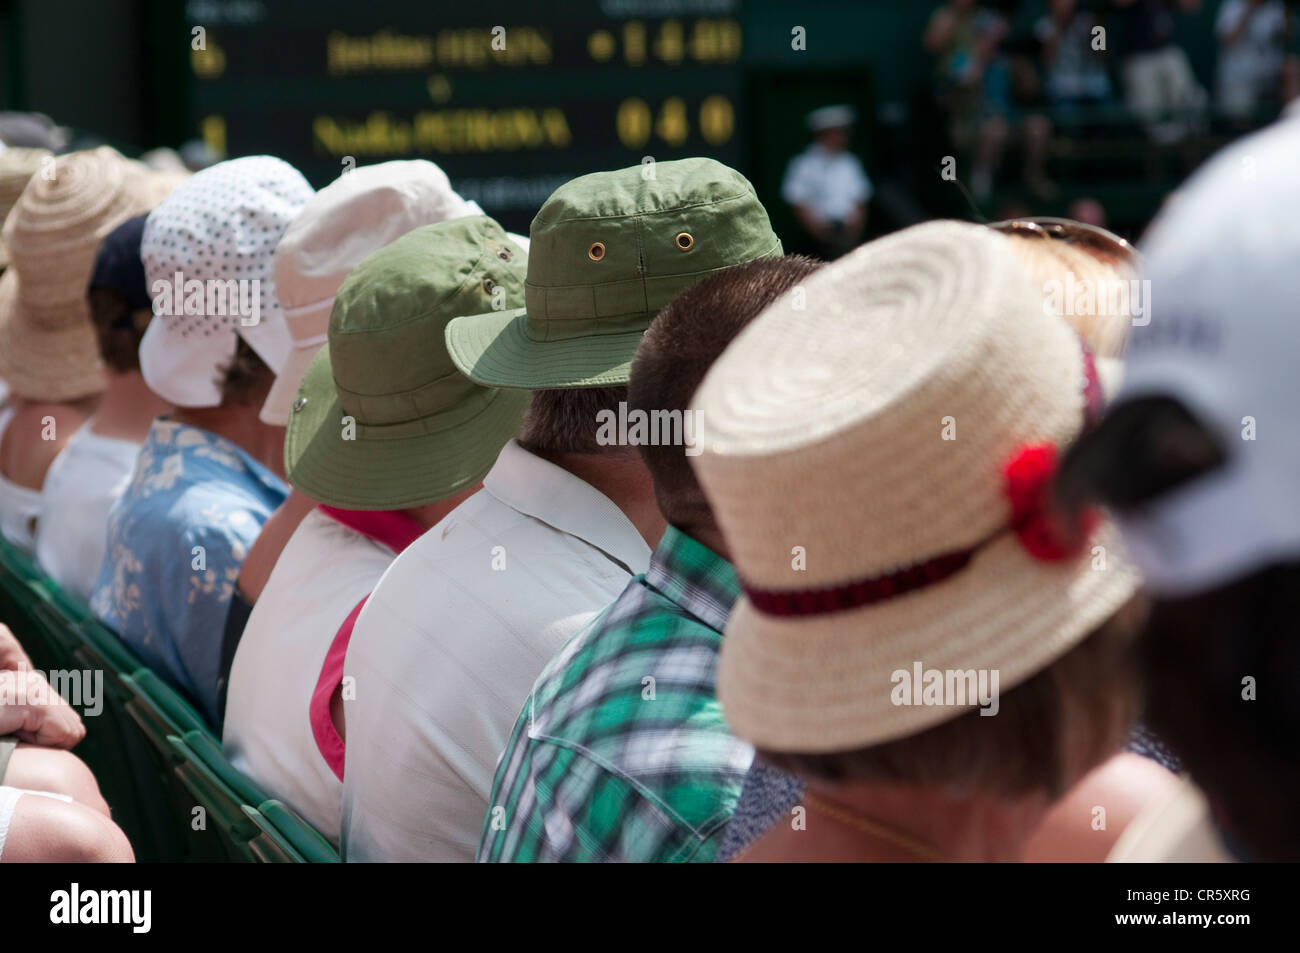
top-left (0, 404), bottom-right (45, 553)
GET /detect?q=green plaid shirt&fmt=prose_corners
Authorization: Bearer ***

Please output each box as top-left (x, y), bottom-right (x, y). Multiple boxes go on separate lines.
top-left (477, 525), bottom-right (753, 862)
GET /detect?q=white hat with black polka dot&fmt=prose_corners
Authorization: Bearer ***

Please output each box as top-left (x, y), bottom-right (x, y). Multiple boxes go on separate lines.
top-left (138, 155), bottom-right (314, 408)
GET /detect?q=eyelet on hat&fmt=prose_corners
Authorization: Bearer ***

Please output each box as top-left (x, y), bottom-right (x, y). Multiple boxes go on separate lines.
top-left (675, 232), bottom-right (694, 251)
top-left (496, 244), bottom-right (513, 262)
top-left (293, 395), bottom-right (308, 412)
top-left (482, 277), bottom-right (496, 294)
top-left (588, 242), bottom-right (605, 261)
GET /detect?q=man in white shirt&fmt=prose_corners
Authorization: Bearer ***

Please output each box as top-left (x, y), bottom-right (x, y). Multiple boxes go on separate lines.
top-left (340, 157), bottom-right (782, 861)
top-left (782, 104), bottom-right (873, 260)
top-left (222, 197), bottom-right (527, 841)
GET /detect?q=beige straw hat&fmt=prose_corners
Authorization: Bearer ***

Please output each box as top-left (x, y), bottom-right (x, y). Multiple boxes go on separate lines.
top-left (0, 146), bottom-right (50, 271)
top-left (690, 220), bottom-right (1139, 754)
top-left (0, 146), bottom-right (176, 401)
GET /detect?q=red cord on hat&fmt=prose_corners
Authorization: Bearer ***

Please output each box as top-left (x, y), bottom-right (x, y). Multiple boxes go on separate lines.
top-left (1002, 442), bottom-right (1099, 562)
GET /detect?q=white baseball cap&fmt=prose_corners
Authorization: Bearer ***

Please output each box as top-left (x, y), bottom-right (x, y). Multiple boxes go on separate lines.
top-left (806, 104), bottom-right (856, 132)
top-left (261, 160), bottom-right (482, 425)
top-left (1114, 113), bottom-right (1300, 596)
top-left (139, 155), bottom-right (314, 409)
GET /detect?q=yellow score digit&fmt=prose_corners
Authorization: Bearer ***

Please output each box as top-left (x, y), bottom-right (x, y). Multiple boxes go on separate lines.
top-left (617, 98), bottom-right (653, 148)
top-left (699, 95), bottom-right (734, 145)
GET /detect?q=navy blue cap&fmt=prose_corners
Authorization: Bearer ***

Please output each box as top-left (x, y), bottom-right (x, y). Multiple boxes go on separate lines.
top-left (88, 213), bottom-right (151, 313)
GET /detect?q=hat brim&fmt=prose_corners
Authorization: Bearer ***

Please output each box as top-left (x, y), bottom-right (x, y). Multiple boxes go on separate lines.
top-left (137, 313), bottom-right (234, 408)
top-left (445, 306), bottom-right (646, 390)
top-left (283, 344), bottom-right (529, 509)
top-left (260, 340), bottom-right (323, 426)
top-left (717, 521), bottom-right (1139, 754)
top-left (0, 269), bottom-right (107, 401)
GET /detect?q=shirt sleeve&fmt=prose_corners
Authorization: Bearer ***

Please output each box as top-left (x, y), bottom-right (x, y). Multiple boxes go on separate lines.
top-left (782, 154), bottom-right (814, 206)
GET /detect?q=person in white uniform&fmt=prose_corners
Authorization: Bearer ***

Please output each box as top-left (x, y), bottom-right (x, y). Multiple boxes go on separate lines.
top-left (781, 105), bottom-right (873, 260)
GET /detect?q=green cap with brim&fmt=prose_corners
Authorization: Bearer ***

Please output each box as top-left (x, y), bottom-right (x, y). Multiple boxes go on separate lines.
top-left (445, 157), bottom-right (781, 390)
top-left (284, 216), bottom-right (530, 510)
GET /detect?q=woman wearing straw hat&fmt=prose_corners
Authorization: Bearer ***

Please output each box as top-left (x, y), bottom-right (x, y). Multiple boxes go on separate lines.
top-left (690, 220), bottom-right (1173, 862)
top-left (0, 147), bottom-right (175, 554)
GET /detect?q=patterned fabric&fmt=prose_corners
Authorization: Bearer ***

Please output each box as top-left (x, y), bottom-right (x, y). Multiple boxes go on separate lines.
top-left (714, 760), bottom-right (805, 862)
top-left (91, 418), bottom-right (287, 726)
top-left (478, 525), bottom-right (753, 863)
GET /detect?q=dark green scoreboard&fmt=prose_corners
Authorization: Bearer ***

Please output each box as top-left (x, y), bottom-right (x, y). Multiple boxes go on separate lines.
top-left (185, 0), bottom-right (746, 230)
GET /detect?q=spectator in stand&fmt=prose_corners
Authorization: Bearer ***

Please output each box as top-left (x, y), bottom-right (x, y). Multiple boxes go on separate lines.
top-left (1059, 112), bottom-right (1300, 862)
top-left (36, 208), bottom-right (182, 601)
top-left (0, 148), bottom-right (164, 554)
top-left (1111, 0), bottom-right (1207, 142)
top-left (782, 106), bottom-right (872, 259)
top-left (340, 158), bottom-right (780, 862)
top-left (219, 160), bottom-right (494, 714)
top-left (0, 623), bottom-right (134, 862)
top-left (697, 222), bottom-right (1176, 862)
top-left (1215, 0), bottom-right (1290, 123)
top-left (90, 157), bottom-right (313, 727)
top-left (1037, 0), bottom-right (1115, 113)
top-left (1067, 196), bottom-right (1111, 228)
top-left (224, 215), bottom-right (528, 843)
top-left (925, 1), bottom-right (1055, 203)
top-left (479, 255), bottom-right (819, 863)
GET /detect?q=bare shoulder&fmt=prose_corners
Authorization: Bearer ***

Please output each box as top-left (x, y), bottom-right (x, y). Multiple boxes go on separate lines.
top-left (0, 401), bottom-right (91, 489)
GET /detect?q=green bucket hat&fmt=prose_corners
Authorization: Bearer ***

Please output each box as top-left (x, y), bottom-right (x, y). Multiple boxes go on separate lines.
top-left (284, 216), bottom-right (529, 510)
top-left (444, 157), bottom-right (781, 389)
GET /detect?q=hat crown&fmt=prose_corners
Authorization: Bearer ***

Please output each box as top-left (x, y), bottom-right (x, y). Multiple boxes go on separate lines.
top-left (691, 221), bottom-right (1091, 593)
top-left (328, 215), bottom-right (527, 426)
top-left (140, 155), bottom-right (313, 380)
top-left (522, 157), bottom-right (780, 335)
top-left (4, 147), bottom-right (155, 318)
top-left (274, 159), bottom-right (474, 317)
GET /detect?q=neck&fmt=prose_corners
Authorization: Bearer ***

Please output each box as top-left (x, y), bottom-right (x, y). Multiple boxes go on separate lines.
top-left (89, 371), bottom-right (172, 443)
top-left (169, 404), bottom-right (286, 480)
top-left (403, 482), bottom-right (481, 530)
top-left (539, 448), bottom-right (667, 548)
top-left (802, 780), bottom-right (1053, 862)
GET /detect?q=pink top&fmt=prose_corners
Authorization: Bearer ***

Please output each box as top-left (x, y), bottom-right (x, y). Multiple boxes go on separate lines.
top-left (309, 505), bottom-right (425, 780)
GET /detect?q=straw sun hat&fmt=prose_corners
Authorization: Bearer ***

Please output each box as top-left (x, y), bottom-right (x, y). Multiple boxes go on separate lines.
top-left (0, 146), bottom-right (50, 271)
top-left (0, 146), bottom-right (179, 401)
top-left (690, 220), bottom-right (1139, 754)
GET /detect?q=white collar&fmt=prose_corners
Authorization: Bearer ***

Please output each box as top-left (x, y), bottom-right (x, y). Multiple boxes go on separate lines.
top-left (483, 439), bottom-right (651, 574)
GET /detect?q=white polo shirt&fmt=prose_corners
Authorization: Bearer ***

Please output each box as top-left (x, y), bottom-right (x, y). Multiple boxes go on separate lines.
top-left (781, 144), bottom-right (873, 224)
top-left (224, 508), bottom-right (398, 843)
top-left (35, 422), bottom-right (141, 601)
top-left (340, 440), bottom-right (652, 862)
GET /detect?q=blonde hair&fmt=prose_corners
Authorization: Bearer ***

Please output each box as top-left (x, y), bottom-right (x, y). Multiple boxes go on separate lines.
top-left (1004, 234), bottom-right (1138, 359)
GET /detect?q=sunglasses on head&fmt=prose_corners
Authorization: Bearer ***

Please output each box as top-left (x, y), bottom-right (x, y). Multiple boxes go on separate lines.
top-left (987, 216), bottom-right (1137, 266)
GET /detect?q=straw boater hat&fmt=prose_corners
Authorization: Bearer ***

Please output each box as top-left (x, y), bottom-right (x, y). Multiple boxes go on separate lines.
top-left (690, 220), bottom-right (1139, 754)
top-left (0, 146), bottom-right (181, 401)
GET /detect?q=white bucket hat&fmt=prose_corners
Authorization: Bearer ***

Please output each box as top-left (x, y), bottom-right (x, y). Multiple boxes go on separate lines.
top-left (690, 220), bottom-right (1139, 754)
top-left (260, 159), bottom-right (480, 425)
top-left (138, 155), bottom-right (314, 408)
